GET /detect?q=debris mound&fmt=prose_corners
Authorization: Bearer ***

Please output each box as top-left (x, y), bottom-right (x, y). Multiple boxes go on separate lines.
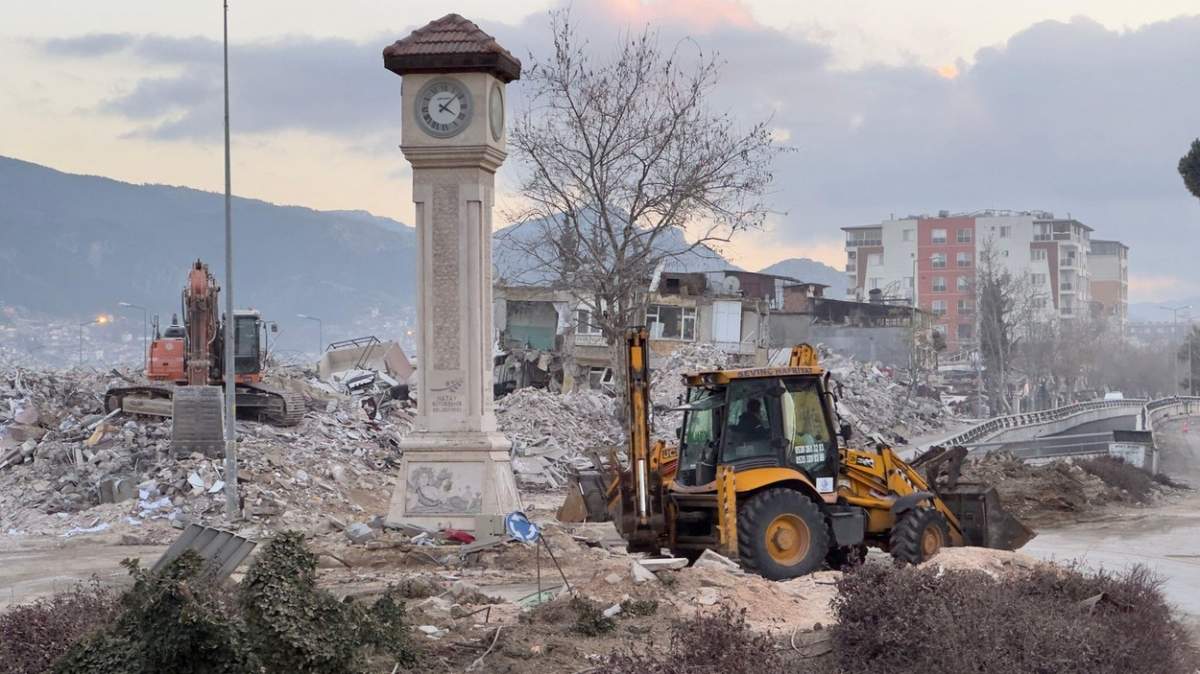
top-left (496, 388), bottom-right (622, 490)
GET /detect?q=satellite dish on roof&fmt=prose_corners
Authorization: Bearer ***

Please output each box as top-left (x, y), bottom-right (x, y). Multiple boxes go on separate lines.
top-left (723, 276), bottom-right (740, 294)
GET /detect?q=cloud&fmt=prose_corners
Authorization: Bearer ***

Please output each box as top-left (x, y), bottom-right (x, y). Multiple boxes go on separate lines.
top-left (35, 6), bottom-right (1200, 301)
top-left (42, 32), bottom-right (400, 140)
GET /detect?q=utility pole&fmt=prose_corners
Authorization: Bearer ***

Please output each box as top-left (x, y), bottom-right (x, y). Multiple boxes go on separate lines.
top-left (1162, 304), bottom-right (1191, 396)
top-left (222, 0), bottom-right (239, 521)
top-left (118, 302), bottom-right (148, 371)
top-left (297, 314), bottom-right (323, 360)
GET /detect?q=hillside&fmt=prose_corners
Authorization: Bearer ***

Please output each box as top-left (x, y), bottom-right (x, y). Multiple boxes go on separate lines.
top-left (759, 257), bottom-right (847, 296)
top-left (0, 156), bottom-right (417, 336)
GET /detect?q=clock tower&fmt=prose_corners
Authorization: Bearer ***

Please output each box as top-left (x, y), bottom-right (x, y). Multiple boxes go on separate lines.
top-left (382, 14), bottom-right (522, 529)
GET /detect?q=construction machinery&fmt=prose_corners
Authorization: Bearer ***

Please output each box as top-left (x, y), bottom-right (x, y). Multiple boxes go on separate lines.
top-left (565, 327), bottom-right (1033, 580)
top-left (104, 260), bottom-right (304, 456)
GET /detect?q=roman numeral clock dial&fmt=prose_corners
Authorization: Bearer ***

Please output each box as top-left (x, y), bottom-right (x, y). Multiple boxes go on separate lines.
top-left (415, 78), bottom-right (472, 138)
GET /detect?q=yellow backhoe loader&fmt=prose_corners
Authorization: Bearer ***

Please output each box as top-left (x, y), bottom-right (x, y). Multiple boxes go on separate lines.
top-left (563, 327), bottom-right (1034, 580)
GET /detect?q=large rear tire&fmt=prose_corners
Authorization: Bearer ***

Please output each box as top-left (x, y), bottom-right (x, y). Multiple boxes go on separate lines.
top-left (737, 488), bottom-right (829, 580)
top-left (889, 507), bottom-right (948, 565)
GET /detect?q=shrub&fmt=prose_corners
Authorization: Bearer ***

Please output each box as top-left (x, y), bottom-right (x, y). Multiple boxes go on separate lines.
top-left (597, 608), bottom-right (785, 674)
top-left (0, 580), bottom-right (120, 674)
top-left (1079, 455), bottom-right (1156, 501)
top-left (239, 531), bottom-right (371, 673)
top-left (46, 532), bottom-right (418, 674)
top-left (832, 562), bottom-right (1195, 674)
top-left (53, 554), bottom-right (260, 674)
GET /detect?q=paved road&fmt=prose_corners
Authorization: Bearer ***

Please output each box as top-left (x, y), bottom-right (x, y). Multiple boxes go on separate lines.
top-left (1024, 417), bottom-right (1200, 614)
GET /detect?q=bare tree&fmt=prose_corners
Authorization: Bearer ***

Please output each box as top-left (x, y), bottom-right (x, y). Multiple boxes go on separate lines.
top-left (976, 238), bottom-right (1040, 414)
top-left (504, 11), bottom-right (783, 392)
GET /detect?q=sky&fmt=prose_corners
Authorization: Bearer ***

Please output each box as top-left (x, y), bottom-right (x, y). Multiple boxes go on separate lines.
top-left (2, 0), bottom-right (1198, 302)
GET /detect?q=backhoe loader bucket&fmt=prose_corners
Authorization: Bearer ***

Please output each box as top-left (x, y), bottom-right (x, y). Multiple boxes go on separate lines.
top-left (937, 482), bottom-right (1036, 551)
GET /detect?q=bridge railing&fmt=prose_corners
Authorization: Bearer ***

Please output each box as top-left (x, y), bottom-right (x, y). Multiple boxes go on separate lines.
top-left (941, 398), bottom-right (1148, 447)
top-left (1143, 396), bottom-right (1200, 432)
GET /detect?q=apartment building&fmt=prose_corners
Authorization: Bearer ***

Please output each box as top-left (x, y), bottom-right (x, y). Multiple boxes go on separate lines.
top-left (1089, 239), bottom-right (1129, 328)
top-left (843, 210), bottom-right (1096, 350)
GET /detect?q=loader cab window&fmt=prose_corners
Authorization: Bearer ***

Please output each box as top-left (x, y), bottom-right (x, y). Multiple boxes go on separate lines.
top-left (677, 388), bottom-right (725, 487)
top-left (722, 380), bottom-right (780, 463)
top-left (233, 316), bottom-right (261, 374)
top-left (780, 378), bottom-right (836, 481)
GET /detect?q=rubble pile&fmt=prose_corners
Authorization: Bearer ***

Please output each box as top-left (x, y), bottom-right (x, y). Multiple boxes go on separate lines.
top-left (820, 347), bottom-right (953, 446)
top-left (649, 342), bottom-right (732, 434)
top-left (496, 388), bottom-right (623, 490)
top-left (959, 451), bottom-right (1153, 526)
top-left (0, 362), bottom-right (413, 537)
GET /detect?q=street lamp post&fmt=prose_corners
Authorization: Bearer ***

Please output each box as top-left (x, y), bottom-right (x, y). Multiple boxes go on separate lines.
top-left (78, 315), bottom-right (111, 367)
top-left (221, 0), bottom-right (239, 521)
top-left (1162, 305), bottom-right (1191, 395)
top-left (118, 301), bottom-right (149, 371)
top-left (297, 314), bottom-right (323, 360)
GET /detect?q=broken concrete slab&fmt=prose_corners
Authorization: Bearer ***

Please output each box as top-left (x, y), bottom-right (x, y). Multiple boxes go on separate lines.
top-left (345, 522), bottom-right (376, 545)
top-left (692, 549), bottom-right (743, 574)
top-left (639, 557), bottom-right (688, 572)
top-left (630, 561), bottom-right (658, 584)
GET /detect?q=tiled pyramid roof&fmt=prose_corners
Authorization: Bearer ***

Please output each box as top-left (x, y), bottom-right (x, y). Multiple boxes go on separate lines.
top-left (383, 14), bottom-right (521, 82)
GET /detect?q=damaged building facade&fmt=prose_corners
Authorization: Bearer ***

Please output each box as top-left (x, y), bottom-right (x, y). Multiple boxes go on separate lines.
top-left (494, 269), bottom-right (774, 392)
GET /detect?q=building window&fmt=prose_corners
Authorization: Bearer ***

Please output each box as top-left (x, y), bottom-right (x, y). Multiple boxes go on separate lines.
top-left (932, 276), bottom-right (946, 292)
top-left (931, 229), bottom-right (947, 244)
top-left (931, 300), bottom-right (947, 316)
top-left (646, 305), bottom-right (696, 341)
top-left (902, 229), bottom-right (914, 242)
top-left (1031, 297), bottom-right (1047, 310)
top-left (957, 229), bottom-right (973, 243)
top-left (1031, 248), bottom-right (1047, 261)
top-left (956, 276), bottom-right (971, 292)
top-left (867, 253), bottom-right (883, 267)
top-left (956, 252), bottom-right (972, 267)
top-left (957, 298), bottom-right (974, 314)
top-left (1000, 225), bottom-right (1012, 238)
top-left (575, 309), bottom-right (603, 336)
top-left (958, 323), bottom-right (974, 339)
top-left (931, 253), bottom-right (946, 269)
top-left (1031, 273), bottom-right (1047, 286)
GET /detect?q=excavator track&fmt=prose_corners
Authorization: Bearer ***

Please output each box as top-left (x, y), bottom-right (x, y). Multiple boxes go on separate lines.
top-left (104, 384), bottom-right (175, 418)
top-left (246, 384), bottom-right (305, 426)
top-left (171, 386), bottom-right (225, 458)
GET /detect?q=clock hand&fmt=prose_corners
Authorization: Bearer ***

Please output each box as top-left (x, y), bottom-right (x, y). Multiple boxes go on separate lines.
top-left (438, 98), bottom-right (454, 114)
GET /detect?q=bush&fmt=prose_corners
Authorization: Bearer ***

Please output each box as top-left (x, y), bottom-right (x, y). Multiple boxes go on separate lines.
top-left (0, 580), bottom-right (120, 673)
top-left (832, 562), bottom-right (1195, 674)
top-left (53, 554), bottom-right (260, 674)
top-left (1079, 456), bottom-right (1155, 501)
top-left (597, 608), bottom-right (785, 674)
top-left (46, 531), bottom-right (418, 674)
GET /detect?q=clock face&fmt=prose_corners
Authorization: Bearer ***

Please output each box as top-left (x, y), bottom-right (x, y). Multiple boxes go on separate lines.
top-left (489, 83), bottom-right (504, 141)
top-left (415, 79), bottom-right (472, 138)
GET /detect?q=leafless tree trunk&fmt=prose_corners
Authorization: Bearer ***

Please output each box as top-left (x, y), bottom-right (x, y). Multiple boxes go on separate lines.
top-left (976, 238), bottom-right (1041, 415)
top-left (502, 10), bottom-right (783, 402)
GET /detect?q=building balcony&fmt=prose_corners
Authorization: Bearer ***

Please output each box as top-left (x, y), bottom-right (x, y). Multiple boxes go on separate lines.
top-left (845, 239), bottom-right (881, 248)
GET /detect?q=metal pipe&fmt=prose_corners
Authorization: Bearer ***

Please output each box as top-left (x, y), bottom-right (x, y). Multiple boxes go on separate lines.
top-left (222, 0), bottom-right (239, 521)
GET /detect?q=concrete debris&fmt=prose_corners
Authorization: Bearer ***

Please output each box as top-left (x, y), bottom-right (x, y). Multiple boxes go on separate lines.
top-left (691, 549), bottom-right (743, 574)
top-left (650, 342), bottom-right (733, 434)
top-left (817, 346), bottom-right (953, 447)
top-left (639, 557), bottom-right (689, 571)
top-left (345, 522), bottom-right (377, 545)
top-left (630, 560), bottom-right (659, 584)
top-left (696, 586), bottom-right (722, 606)
top-left (496, 388), bottom-right (622, 490)
top-left (0, 360), bottom-right (413, 537)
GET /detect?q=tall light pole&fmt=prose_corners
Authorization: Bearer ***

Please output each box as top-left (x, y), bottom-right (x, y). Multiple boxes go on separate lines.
top-left (297, 314), bottom-right (323, 359)
top-left (118, 301), bottom-right (149, 371)
top-left (78, 315), bottom-right (111, 367)
top-left (221, 0), bottom-right (239, 521)
top-left (1162, 305), bottom-right (1191, 396)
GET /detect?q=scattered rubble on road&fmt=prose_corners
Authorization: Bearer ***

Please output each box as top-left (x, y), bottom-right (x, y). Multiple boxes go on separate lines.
top-left (497, 388), bottom-right (622, 490)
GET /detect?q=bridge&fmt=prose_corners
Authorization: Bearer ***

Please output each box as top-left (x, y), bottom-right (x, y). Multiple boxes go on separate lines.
top-left (917, 396), bottom-right (1200, 470)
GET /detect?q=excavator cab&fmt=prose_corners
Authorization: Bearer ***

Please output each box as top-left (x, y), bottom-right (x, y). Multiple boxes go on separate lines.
top-left (229, 310), bottom-right (264, 379)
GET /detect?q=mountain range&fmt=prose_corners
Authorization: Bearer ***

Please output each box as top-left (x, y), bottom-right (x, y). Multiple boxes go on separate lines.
top-left (0, 155), bottom-right (845, 339)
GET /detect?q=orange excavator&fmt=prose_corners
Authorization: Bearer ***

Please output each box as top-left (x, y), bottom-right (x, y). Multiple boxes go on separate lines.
top-left (105, 260), bottom-right (304, 456)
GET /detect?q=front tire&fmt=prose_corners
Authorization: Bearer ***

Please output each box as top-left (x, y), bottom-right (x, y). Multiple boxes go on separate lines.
top-left (737, 488), bottom-right (829, 580)
top-left (889, 507), bottom-right (949, 565)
